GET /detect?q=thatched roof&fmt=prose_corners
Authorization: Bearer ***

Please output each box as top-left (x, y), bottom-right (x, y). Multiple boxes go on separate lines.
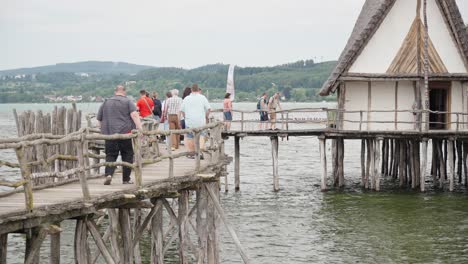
top-left (320, 0), bottom-right (468, 96)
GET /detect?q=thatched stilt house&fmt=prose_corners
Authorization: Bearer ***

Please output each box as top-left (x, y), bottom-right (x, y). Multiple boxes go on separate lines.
top-left (320, 0), bottom-right (468, 131)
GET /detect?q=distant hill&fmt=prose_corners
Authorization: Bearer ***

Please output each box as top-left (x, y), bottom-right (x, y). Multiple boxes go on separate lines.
top-left (0, 59), bottom-right (337, 103)
top-left (0, 61), bottom-right (155, 76)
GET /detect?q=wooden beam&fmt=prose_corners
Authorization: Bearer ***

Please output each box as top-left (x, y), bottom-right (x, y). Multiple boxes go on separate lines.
top-left (319, 136), bottom-right (327, 191)
top-left (151, 200), bottom-right (164, 264)
top-left (50, 222), bottom-right (61, 264)
top-left (205, 184), bottom-right (250, 264)
top-left (86, 220), bottom-right (116, 264)
top-left (118, 209), bottom-right (134, 263)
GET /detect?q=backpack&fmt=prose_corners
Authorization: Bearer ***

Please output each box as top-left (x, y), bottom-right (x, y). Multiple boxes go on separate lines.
top-left (257, 98), bottom-right (263, 110)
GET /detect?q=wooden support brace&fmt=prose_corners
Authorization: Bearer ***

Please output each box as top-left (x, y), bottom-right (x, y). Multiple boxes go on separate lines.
top-left (234, 136), bottom-right (240, 191)
top-left (271, 136), bottom-right (280, 192)
top-left (86, 220), bottom-right (116, 264)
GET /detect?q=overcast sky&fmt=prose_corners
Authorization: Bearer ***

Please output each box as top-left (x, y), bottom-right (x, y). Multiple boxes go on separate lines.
top-left (1, 0), bottom-right (467, 70)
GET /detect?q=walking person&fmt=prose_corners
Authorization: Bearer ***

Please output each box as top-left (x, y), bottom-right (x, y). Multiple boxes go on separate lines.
top-left (165, 89), bottom-right (183, 150)
top-left (258, 93), bottom-right (269, 130)
top-left (136, 89), bottom-right (154, 118)
top-left (223, 93), bottom-right (233, 130)
top-left (181, 84), bottom-right (211, 159)
top-left (152, 92), bottom-right (162, 121)
top-left (97, 85), bottom-right (142, 185)
top-left (161, 91), bottom-right (172, 131)
top-left (268, 92), bottom-right (282, 130)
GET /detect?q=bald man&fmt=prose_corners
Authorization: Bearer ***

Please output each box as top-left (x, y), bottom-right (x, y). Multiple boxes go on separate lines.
top-left (97, 85), bottom-right (142, 185)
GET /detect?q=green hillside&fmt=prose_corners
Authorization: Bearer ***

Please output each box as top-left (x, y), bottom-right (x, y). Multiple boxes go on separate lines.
top-left (0, 61), bottom-right (154, 76)
top-left (0, 60), bottom-right (337, 103)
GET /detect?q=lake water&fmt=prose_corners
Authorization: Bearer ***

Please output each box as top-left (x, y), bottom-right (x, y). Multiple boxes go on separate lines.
top-left (2, 102), bottom-right (468, 263)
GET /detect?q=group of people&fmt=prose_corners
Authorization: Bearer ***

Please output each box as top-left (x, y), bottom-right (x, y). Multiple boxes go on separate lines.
top-left (97, 84), bottom-right (211, 185)
top-left (257, 92), bottom-right (282, 130)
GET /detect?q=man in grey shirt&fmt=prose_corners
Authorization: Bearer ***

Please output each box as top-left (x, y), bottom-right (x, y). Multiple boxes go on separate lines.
top-left (97, 85), bottom-right (142, 185)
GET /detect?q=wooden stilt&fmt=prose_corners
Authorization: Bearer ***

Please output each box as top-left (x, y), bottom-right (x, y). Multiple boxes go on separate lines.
top-left (151, 200), bottom-right (164, 264)
top-left (50, 223), bottom-right (61, 264)
top-left (178, 190), bottom-right (189, 264)
top-left (271, 136), bottom-right (280, 192)
top-left (197, 185), bottom-right (208, 263)
top-left (338, 138), bottom-right (345, 188)
top-left (365, 139), bottom-right (371, 189)
top-left (448, 139), bottom-right (455, 191)
top-left (207, 182), bottom-right (220, 264)
top-left (375, 138), bottom-right (382, 191)
top-left (393, 140), bottom-right (400, 179)
top-left (399, 140), bottom-right (406, 188)
top-left (410, 140), bottom-right (416, 189)
top-left (463, 141), bottom-right (468, 187)
top-left (332, 139), bottom-right (338, 186)
top-left (25, 228), bottom-right (47, 264)
top-left (74, 220), bottom-right (89, 264)
top-left (119, 209), bottom-right (133, 263)
top-left (133, 209), bottom-right (142, 264)
top-left (361, 139), bottom-right (366, 187)
top-left (415, 140), bottom-right (421, 189)
top-left (370, 139), bottom-right (375, 190)
top-left (0, 233), bottom-right (7, 264)
top-left (389, 139), bottom-right (394, 177)
top-left (234, 136), bottom-right (240, 191)
top-left (107, 209), bottom-right (122, 263)
top-left (421, 139), bottom-right (428, 192)
top-left (319, 137), bottom-right (327, 191)
top-left (437, 140), bottom-right (446, 189)
top-left (457, 140), bottom-right (463, 183)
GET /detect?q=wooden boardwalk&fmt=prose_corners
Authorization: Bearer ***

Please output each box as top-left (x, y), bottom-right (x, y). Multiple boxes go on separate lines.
top-left (0, 146), bottom-right (211, 216)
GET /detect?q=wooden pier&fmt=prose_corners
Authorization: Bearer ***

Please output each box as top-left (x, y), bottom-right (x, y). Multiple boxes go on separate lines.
top-left (0, 106), bottom-right (250, 264)
top-left (213, 108), bottom-right (468, 192)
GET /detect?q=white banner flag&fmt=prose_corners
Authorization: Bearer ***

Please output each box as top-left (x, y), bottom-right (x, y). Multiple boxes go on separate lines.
top-left (226, 64), bottom-right (235, 101)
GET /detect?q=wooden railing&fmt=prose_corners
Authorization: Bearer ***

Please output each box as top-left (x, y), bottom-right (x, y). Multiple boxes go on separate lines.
top-left (211, 108), bottom-right (468, 132)
top-left (0, 115), bottom-right (225, 211)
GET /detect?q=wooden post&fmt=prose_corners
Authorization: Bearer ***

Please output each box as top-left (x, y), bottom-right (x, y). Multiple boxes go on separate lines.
top-left (365, 139), bottom-right (371, 188)
top-left (319, 136), bottom-right (327, 191)
top-left (421, 138), bottom-right (428, 192)
top-left (206, 182), bottom-right (220, 264)
top-left (86, 220), bottom-right (116, 264)
top-left (359, 111), bottom-right (363, 131)
top-left (50, 222), bottom-right (61, 264)
top-left (76, 137), bottom-right (91, 200)
top-left (194, 132), bottom-right (201, 172)
top-left (15, 146), bottom-right (34, 211)
top-left (361, 139), bottom-right (366, 187)
top-left (448, 139), bottom-right (455, 191)
top-left (241, 112), bottom-right (244, 132)
top-left (399, 140), bottom-right (406, 187)
top-left (234, 136), bottom-right (240, 191)
top-left (271, 136), bottom-right (280, 192)
top-left (151, 200), bottom-right (164, 264)
top-left (370, 139), bottom-right (375, 190)
top-left (178, 190), bottom-right (189, 264)
top-left (0, 234), bottom-right (7, 264)
top-left (133, 131), bottom-right (143, 186)
top-left (25, 228), bottom-right (48, 264)
top-left (166, 132), bottom-right (174, 178)
top-left (119, 209), bottom-right (133, 263)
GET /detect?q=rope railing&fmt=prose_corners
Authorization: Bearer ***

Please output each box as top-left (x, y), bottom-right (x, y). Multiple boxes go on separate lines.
top-left (0, 119), bottom-right (225, 212)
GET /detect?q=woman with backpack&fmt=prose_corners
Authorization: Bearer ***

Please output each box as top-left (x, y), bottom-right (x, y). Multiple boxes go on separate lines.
top-left (257, 93), bottom-right (269, 130)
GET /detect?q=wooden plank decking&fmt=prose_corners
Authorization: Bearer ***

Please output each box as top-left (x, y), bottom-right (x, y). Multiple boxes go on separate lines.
top-left (0, 146), bottom-right (210, 217)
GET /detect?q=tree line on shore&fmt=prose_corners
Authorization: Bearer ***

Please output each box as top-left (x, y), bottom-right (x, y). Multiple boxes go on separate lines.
top-left (0, 59), bottom-right (336, 103)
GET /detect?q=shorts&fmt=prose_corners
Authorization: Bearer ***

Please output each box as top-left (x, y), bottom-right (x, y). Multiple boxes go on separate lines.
top-left (224, 111), bottom-right (233, 121)
top-left (260, 112), bottom-right (269, 121)
top-left (270, 111), bottom-right (277, 120)
top-left (186, 126), bottom-right (208, 139)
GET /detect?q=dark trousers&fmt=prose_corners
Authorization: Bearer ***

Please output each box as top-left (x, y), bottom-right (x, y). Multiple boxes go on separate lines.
top-left (105, 139), bottom-right (134, 182)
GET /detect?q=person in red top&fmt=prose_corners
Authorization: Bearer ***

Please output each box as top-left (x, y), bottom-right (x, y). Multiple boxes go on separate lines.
top-left (136, 89), bottom-right (154, 118)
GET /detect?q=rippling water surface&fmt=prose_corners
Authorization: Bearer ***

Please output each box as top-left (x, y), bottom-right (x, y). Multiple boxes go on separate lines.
top-left (2, 103), bottom-right (468, 263)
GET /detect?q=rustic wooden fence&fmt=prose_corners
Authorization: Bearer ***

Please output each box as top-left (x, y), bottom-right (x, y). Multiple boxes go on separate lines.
top-left (0, 106), bottom-right (225, 212)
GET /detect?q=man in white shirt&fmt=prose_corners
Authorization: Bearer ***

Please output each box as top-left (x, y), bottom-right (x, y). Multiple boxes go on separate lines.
top-left (181, 84), bottom-right (211, 159)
